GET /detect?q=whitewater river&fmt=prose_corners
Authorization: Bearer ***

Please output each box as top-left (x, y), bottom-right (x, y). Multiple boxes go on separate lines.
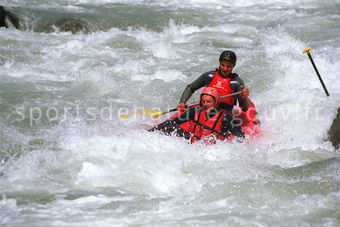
top-left (1, 0), bottom-right (340, 226)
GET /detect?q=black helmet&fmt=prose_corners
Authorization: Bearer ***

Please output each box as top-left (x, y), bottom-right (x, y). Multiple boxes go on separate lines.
top-left (219, 50), bottom-right (237, 65)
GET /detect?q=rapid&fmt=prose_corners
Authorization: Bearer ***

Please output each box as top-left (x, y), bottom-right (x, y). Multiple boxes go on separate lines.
top-left (1, 0), bottom-right (340, 226)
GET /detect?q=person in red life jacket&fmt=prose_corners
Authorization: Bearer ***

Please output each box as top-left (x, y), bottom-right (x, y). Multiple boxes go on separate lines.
top-left (177, 50), bottom-right (250, 113)
top-left (148, 87), bottom-right (244, 143)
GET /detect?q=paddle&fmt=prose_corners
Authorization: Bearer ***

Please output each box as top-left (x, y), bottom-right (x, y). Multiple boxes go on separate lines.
top-left (303, 47), bottom-right (330, 96)
top-left (120, 91), bottom-right (242, 119)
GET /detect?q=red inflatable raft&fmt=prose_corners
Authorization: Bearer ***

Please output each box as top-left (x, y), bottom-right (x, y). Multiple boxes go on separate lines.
top-left (166, 98), bottom-right (261, 141)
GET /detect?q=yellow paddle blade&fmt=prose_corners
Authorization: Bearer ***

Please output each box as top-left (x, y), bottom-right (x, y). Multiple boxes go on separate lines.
top-left (150, 111), bottom-right (164, 118)
top-left (120, 110), bottom-right (160, 120)
top-left (303, 47), bottom-right (312, 54)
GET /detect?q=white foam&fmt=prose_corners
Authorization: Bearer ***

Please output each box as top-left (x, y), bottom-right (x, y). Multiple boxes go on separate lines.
top-left (131, 70), bottom-right (186, 82)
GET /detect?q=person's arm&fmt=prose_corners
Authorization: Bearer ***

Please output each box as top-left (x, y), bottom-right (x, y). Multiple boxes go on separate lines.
top-left (148, 108), bottom-right (198, 136)
top-left (220, 112), bottom-right (245, 141)
top-left (230, 75), bottom-right (250, 112)
top-left (178, 72), bottom-right (214, 111)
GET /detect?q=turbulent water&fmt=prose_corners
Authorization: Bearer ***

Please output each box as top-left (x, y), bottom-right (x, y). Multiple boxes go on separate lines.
top-left (1, 0), bottom-right (340, 226)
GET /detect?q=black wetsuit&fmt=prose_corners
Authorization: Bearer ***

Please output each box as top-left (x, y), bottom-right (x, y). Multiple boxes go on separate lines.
top-left (148, 107), bottom-right (244, 141)
top-left (180, 69), bottom-right (249, 112)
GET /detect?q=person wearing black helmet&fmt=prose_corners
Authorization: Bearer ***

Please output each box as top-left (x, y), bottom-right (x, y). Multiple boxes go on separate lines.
top-left (177, 50), bottom-right (250, 113)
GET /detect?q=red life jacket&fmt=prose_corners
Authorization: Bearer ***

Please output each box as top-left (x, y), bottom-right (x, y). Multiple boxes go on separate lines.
top-left (188, 109), bottom-right (229, 143)
top-left (206, 71), bottom-right (235, 106)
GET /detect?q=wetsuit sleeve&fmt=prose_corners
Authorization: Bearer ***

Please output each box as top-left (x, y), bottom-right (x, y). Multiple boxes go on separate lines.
top-left (220, 112), bottom-right (245, 141)
top-left (148, 108), bottom-right (199, 139)
top-left (179, 72), bottom-right (214, 103)
top-left (231, 75), bottom-right (250, 112)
